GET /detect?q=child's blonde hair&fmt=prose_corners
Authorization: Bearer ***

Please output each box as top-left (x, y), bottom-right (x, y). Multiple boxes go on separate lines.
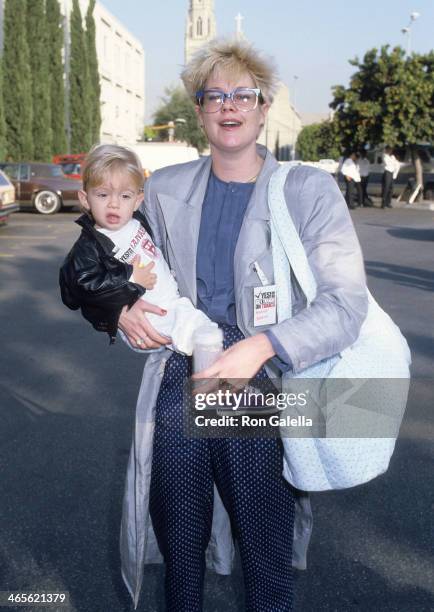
top-left (82, 144), bottom-right (144, 192)
top-left (181, 37), bottom-right (279, 104)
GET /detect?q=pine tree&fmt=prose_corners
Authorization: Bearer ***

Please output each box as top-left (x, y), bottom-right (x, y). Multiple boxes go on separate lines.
top-left (0, 59), bottom-right (6, 160)
top-left (46, 0), bottom-right (67, 155)
top-left (85, 0), bottom-right (101, 145)
top-left (26, 0), bottom-right (52, 161)
top-left (69, 0), bottom-right (92, 153)
top-left (3, 0), bottom-right (33, 160)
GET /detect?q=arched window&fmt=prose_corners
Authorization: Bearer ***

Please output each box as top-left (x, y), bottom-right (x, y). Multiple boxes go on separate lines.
top-left (197, 16), bottom-right (203, 36)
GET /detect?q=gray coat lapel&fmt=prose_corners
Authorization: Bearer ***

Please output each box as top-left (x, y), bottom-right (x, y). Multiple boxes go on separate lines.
top-left (156, 157), bottom-right (212, 303)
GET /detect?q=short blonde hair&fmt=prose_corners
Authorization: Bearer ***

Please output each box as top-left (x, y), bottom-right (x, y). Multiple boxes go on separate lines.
top-left (181, 37), bottom-right (279, 104)
top-left (82, 144), bottom-right (144, 192)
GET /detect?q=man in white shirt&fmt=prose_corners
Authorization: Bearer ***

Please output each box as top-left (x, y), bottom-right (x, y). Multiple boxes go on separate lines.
top-left (382, 146), bottom-right (400, 208)
top-left (341, 152), bottom-right (361, 209)
top-left (357, 150), bottom-right (373, 207)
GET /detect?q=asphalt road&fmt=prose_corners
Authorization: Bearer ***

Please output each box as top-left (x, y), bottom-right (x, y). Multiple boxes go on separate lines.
top-left (0, 209), bottom-right (433, 612)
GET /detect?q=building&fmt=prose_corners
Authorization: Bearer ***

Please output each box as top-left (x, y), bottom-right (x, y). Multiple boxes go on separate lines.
top-left (258, 84), bottom-right (302, 160)
top-left (185, 0), bottom-right (216, 64)
top-left (61, 0), bottom-right (145, 145)
top-left (184, 1), bottom-right (301, 159)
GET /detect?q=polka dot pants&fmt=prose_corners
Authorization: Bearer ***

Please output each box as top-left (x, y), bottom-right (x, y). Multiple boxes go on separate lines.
top-left (149, 324), bottom-right (295, 612)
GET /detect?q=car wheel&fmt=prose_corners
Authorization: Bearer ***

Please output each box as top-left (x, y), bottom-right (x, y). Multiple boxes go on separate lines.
top-left (33, 190), bottom-right (61, 214)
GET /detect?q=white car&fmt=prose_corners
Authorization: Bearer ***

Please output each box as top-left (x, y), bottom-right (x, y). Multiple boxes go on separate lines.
top-left (316, 159), bottom-right (339, 174)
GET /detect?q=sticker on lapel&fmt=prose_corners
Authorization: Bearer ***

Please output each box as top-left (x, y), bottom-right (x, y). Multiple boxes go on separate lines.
top-left (253, 284), bottom-right (277, 326)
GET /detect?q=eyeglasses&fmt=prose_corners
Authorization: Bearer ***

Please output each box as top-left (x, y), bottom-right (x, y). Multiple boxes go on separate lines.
top-left (195, 87), bottom-right (264, 113)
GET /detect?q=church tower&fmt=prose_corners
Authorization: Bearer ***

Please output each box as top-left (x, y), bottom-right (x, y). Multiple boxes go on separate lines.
top-left (184, 0), bottom-right (217, 64)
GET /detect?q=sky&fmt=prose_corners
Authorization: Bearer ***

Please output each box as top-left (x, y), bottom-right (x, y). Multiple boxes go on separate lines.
top-left (102, 0), bottom-right (434, 123)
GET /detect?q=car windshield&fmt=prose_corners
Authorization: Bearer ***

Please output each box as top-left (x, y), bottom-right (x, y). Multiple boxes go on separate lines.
top-left (0, 164), bottom-right (19, 180)
top-left (0, 172), bottom-right (11, 186)
top-left (32, 165), bottom-right (66, 178)
top-left (61, 162), bottom-right (81, 175)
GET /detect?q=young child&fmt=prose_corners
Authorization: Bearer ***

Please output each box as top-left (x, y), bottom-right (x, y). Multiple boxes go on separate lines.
top-left (59, 144), bottom-right (215, 354)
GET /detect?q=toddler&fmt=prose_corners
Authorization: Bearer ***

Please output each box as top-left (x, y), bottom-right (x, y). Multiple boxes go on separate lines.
top-left (59, 144), bottom-right (215, 354)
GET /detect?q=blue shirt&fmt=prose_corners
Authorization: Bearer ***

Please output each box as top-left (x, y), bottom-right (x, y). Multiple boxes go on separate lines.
top-left (196, 171), bottom-right (292, 371)
top-left (196, 171), bottom-right (254, 324)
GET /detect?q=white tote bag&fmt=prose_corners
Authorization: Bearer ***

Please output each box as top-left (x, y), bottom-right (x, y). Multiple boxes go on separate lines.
top-left (268, 163), bottom-right (411, 491)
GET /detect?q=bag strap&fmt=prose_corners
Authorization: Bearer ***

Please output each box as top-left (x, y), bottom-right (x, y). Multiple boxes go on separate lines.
top-left (268, 163), bottom-right (318, 309)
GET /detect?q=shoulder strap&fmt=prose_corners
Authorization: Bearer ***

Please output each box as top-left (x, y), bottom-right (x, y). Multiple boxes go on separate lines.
top-left (268, 163), bottom-right (318, 307)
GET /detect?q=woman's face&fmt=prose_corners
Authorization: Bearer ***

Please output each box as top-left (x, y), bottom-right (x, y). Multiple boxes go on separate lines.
top-left (195, 70), bottom-right (269, 155)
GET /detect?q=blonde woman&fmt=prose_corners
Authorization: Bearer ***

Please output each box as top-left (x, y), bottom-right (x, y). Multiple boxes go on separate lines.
top-left (119, 38), bottom-right (367, 611)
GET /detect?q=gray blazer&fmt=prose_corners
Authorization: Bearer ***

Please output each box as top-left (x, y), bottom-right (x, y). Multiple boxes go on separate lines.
top-left (120, 146), bottom-right (368, 608)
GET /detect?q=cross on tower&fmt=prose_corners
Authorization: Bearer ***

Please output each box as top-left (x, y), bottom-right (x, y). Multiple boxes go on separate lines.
top-left (235, 12), bottom-right (244, 38)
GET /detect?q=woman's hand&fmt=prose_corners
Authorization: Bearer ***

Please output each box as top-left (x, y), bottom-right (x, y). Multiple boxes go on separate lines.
top-left (192, 333), bottom-right (275, 389)
top-left (118, 300), bottom-right (171, 349)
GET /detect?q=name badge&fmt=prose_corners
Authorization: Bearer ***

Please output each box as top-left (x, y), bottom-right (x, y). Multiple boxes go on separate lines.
top-left (253, 284), bottom-right (277, 327)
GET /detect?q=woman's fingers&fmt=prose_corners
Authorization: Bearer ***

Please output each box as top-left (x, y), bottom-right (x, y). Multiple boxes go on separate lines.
top-left (118, 300), bottom-right (170, 348)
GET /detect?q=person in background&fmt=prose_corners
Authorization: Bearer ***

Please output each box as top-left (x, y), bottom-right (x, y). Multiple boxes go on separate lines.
top-left (382, 146), bottom-right (400, 209)
top-left (358, 150), bottom-right (373, 207)
top-left (341, 151), bottom-right (361, 209)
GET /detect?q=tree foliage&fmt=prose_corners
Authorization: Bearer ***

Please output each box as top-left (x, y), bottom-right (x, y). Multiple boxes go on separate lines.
top-left (153, 87), bottom-right (208, 152)
top-left (3, 0), bottom-right (33, 160)
top-left (26, 0), bottom-right (52, 161)
top-left (46, 0), bottom-right (67, 155)
top-left (85, 0), bottom-right (101, 145)
top-left (296, 121), bottom-right (341, 161)
top-left (0, 59), bottom-right (6, 160)
top-left (330, 45), bottom-right (434, 152)
top-left (69, 0), bottom-right (92, 153)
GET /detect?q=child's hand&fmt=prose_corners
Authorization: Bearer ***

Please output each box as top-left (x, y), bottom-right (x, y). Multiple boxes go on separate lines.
top-left (132, 256), bottom-right (157, 290)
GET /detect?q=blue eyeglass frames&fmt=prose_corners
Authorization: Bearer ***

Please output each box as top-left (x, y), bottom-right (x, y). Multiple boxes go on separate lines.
top-left (195, 87), bottom-right (264, 113)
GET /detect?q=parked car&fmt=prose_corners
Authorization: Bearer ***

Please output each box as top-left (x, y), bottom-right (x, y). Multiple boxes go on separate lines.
top-left (0, 169), bottom-right (19, 224)
top-left (0, 162), bottom-right (81, 214)
top-left (302, 159), bottom-right (339, 174)
top-left (52, 153), bottom-right (86, 180)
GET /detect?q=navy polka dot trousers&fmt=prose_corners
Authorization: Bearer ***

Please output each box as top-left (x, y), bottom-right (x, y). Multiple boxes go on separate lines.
top-left (149, 325), bottom-right (295, 612)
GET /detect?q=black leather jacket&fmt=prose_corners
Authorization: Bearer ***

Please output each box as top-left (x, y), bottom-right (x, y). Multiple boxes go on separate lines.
top-left (59, 210), bottom-right (153, 344)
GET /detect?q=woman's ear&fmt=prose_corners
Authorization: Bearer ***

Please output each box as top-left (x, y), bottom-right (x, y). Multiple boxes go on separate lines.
top-left (194, 104), bottom-right (203, 128)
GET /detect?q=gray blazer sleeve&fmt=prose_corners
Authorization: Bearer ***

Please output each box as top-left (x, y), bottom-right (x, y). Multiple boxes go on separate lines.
top-left (142, 176), bottom-right (164, 250)
top-left (268, 167), bottom-right (368, 373)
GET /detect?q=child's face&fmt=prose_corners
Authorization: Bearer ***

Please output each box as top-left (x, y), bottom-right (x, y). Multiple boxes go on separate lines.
top-left (78, 169), bottom-right (143, 230)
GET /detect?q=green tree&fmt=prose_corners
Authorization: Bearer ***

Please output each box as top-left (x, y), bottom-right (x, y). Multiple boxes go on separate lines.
top-left (2, 0), bottom-right (33, 160)
top-left (46, 0), bottom-right (67, 155)
top-left (296, 121), bottom-right (341, 161)
top-left (0, 59), bottom-right (6, 159)
top-left (85, 0), bottom-right (101, 145)
top-left (26, 0), bottom-right (52, 161)
top-left (153, 87), bottom-right (208, 152)
top-left (69, 0), bottom-right (92, 153)
top-left (330, 46), bottom-right (434, 188)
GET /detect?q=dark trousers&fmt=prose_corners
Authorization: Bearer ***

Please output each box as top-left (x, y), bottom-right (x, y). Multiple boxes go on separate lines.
top-left (345, 177), bottom-right (357, 209)
top-left (149, 326), bottom-right (295, 612)
top-left (360, 176), bottom-right (372, 206)
top-left (382, 170), bottom-right (394, 208)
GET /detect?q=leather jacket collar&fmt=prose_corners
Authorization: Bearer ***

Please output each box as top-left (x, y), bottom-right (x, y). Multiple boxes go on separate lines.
top-left (75, 210), bottom-right (152, 256)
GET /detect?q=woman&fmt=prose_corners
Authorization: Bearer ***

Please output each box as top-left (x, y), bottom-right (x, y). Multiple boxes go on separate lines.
top-left (119, 38), bottom-right (368, 611)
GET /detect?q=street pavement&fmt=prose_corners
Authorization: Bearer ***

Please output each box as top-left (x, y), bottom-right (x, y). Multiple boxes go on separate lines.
top-left (0, 208), bottom-right (433, 612)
